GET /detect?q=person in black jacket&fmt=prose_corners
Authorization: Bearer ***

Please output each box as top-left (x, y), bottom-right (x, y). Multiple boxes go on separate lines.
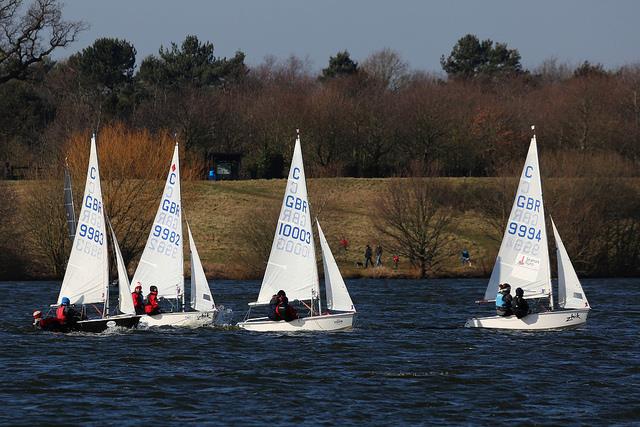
top-left (512, 287), bottom-right (530, 319)
top-left (268, 290), bottom-right (298, 321)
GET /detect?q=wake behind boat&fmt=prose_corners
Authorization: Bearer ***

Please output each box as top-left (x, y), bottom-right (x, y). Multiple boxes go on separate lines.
top-left (465, 127), bottom-right (590, 330)
top-left (238, 130), bottom-right (356, 332)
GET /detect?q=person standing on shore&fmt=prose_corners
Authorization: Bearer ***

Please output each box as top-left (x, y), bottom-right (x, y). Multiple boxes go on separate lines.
top-left (364, 244), bottom-right (373, 268)
top-left (375, 244), bottom-right (383, 267)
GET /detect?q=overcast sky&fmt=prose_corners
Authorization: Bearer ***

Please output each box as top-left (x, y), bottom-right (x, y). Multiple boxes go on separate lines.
top-left (57, 0), bottom-right (640, 74)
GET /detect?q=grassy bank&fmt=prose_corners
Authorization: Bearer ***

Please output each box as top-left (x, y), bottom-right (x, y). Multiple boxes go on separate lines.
top-left (183, 177), bottom-right (499, 280)
top-left (6, 176), bottom-right (639, 280)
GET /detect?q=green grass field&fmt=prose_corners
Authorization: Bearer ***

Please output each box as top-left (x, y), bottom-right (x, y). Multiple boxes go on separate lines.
top-left (180, 177), bottom-right (501, 280)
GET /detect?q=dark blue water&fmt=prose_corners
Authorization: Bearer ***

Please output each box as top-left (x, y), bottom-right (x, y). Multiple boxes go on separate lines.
top-left (1, 278), bottom-right (638, 426)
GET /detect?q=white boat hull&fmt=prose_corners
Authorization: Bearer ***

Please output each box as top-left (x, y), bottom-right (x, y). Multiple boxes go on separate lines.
top-left (238, 312), bottom-right (355, 332)
top-left (138, 310), bottom-right (218, 328)
top-left (465, 309), bottom-right (589, 330)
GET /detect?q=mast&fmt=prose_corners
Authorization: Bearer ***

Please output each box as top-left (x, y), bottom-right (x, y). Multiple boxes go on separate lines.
top-left (534, 125), bottom-right (554, 311)
top-left (98, 132), bottom-right (109, 318)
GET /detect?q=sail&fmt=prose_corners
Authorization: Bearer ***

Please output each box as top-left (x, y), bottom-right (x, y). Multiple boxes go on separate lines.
top-left (317, 220), bottom-right (355, 312)
top-left (188, 223), bottom-right (215, 311)
top-left (256, 133), bottom-right (319, 304)
top-left (551, 219), bottom-right (590, 309)
top-left (109, 222), bottom-right (135, 314)
top-left (63, 164), bottom-right (77, 242)
top-left (485, 133), bottom-right (551, 300)
top-left (132, 143), bottom-right (184, 299)
top-left (57, 135), bottom-right (109, 305)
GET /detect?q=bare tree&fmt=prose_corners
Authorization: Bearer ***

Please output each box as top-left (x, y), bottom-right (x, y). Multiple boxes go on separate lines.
top-left (0, 0), bottom-right (85, 84)
top-left (376, 178), bottom-right (453, 278)
top-left (361, 48), bottom-right (409, 90)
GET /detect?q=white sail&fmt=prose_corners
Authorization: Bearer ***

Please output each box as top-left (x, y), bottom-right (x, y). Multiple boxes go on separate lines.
top-left (132, 143), bottom-right (184, 299)
top-left (317, 220), bottom-right (355, 312)
top-left (188, 223), bottom-right (215, 312)
top-left (551, 219), bottom-right (590, 309)
top-left (485, 133), bottom-right (551, 301)
top-left (256, 133), bottom-right (319, 304)
top-left (109, 222), bottom-right (135, 315)
top-left (57, 135), bottom-right (109, 305)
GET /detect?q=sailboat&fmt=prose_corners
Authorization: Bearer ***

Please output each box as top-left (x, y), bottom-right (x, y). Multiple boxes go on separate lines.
top-left (238, 131), bottom-right (356, 332)
top-left (465, 127), bottom-right (590, 330)
top-left (41, 135), bottom-right (140, 333)
top-left (130, 142), bottom-right (218, 327)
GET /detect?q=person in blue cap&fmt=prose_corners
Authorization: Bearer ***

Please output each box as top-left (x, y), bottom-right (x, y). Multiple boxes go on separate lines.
top-left (56, 297), bottom-right (81, 325)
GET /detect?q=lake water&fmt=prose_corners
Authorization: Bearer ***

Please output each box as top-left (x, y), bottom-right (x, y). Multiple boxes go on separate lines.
top-left (1, 278), bottom-right (639, 426)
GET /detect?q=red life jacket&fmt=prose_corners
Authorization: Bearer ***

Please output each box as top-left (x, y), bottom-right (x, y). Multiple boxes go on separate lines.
top-left (145, 292), bottom-right (159, 314)
top-left (132, 292), bottom-right (143, 308)
top-left (56, 305), bottom-right (67, 323)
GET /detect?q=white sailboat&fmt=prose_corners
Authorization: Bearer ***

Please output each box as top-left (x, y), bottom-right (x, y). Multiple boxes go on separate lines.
top-left (131, 143), bottom-right (218, 327)
top-left (43, 135), bottom-right (139, 332)
top-left (238, 131), bottom-right (356, 332)
top-left (465, 127), bottom-right (590, 330)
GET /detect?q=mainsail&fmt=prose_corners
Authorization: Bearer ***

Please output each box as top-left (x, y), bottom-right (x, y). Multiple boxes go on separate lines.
top-left (551, 219), bottom-right (590, 309)
top-left (188, 223), bottom-right (215, 312)
top-left (317, 220), bottom-right (355, 312)
top-left (57, 135), bottom-right (109, 306)
top-left (485, 133), bottom-right (552, 301)
top-left (132, 143), bottom-right (184, 300)
top-left (256, 133), bottom-right (319, 305)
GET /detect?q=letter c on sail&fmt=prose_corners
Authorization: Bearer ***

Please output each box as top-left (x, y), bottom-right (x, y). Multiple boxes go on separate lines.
top-left (169, 172), bottom-right (176, 185)
top-left (525, 166), bottom-right (533, 178)
top-left (293, 167), bottom-right (300, 179)
top-left (90, 166), bottom-right (96, 179)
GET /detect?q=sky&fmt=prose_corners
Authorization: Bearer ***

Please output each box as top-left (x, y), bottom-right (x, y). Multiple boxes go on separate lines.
top-left (57, 0), bottom-right (640, 74)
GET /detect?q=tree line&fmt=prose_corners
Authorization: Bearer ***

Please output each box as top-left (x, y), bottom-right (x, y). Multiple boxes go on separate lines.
top-left (1, 1), bottom-right (639, 180)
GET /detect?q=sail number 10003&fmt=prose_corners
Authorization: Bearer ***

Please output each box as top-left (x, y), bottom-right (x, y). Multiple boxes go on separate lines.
top-left (507, 222), bottom-right (542, 241)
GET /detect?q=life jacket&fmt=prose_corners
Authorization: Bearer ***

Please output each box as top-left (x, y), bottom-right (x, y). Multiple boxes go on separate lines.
top-left (495, 293), bottom-right (507, 308)
top-left (145, 292), bottom-right (159, 314)
top-left (56, 305), bottom-right (67, 323)
top-left (132, 292), bottom-right (143, 308)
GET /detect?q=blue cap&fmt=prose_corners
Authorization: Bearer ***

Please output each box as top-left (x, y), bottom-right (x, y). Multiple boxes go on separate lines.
top-left (61, 297), bottom-right (70, 305)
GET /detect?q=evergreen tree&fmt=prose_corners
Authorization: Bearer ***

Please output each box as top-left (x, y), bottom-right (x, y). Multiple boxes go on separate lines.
top-left (440, 34), bottom-right (522, 80)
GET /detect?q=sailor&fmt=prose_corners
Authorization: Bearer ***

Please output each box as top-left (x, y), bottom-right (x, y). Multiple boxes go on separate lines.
top-left (144, 286), bottom-right (161, 315)
top-left (269, 290), bottom-right (298, 321)
top-left (132, 282), bottom-right (145, 315)
top-left (512, 287), bottom-right (530, 319)
top-left (32, 310), bottom-right (61, 330)
top-left (495, 283), bottom-right (513, 317)
top-left (56, 297), bottom-right (81, 325)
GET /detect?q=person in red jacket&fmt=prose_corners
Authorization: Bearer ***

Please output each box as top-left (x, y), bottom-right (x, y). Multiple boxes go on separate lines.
top-left (132, 282), bottom-right (145, 315)
top-left (145, 285), bottom-right (160, 315)
top-left (56, 297), bottom-right (80, 325)
top-left (32, 310), bottom-right (61, 330)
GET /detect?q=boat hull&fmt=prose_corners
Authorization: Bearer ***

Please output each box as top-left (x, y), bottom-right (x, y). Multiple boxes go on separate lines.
top-left (37, 315), bottom-right (140, 333)
top-left (238, 312), bottom-right (355, 332)
top-left (138, 310), bottom-right (218, 328)
top-left (465, 309), bottom-right (589, 330)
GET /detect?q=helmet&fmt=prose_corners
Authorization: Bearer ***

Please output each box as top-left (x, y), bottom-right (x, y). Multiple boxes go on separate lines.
top-left (150, 285), bottom-right (158, 293)
top-left (516, 287), bottom-right (524, 297)
top-left (32, 310), bottom-right (42, 318)
top-left (61, 297), bottom-right (70, 305)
